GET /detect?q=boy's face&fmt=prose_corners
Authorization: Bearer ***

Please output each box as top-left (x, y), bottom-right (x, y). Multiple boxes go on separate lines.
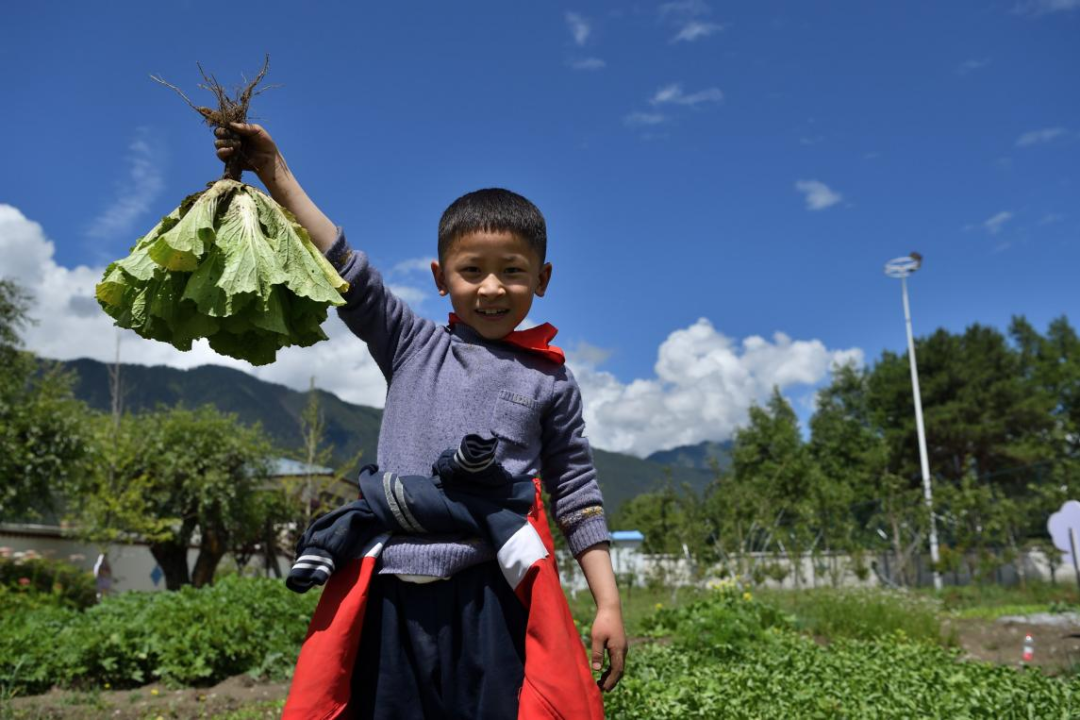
top-left (431, 230), bottom-right (552, 341)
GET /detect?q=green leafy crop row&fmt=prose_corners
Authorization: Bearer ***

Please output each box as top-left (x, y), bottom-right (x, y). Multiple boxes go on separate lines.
top-left (604, 587), bottom-right (1080, 719)
top-left (0, 577), bottom-right (319, 695)
top-left (605, 634), bottom-right (1079, 719)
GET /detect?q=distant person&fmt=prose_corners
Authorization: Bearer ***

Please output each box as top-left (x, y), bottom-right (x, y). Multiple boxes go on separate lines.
top-left (216, 124), bottom-right (623, 718)
top-left (93, 553), bottom-right (112, 601)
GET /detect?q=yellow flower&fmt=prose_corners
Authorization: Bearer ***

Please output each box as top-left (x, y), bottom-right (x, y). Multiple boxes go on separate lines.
top-left (743, 592), bottom-right (753, 602)
top-left (654, 603), bottom-right (664, 610)
top-left (103, 682), bottom-right (111, 689)
top-left (150, 688), bottom-right (160, 696)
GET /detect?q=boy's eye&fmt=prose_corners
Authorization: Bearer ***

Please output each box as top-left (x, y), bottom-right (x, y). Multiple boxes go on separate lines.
top-left (505, 267), bottom-right (524, 274)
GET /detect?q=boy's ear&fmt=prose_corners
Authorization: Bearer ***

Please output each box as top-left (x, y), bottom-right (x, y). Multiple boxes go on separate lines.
top-left (535, 262), bottom-right (553, 298)
top-left (431, 260), bottom-right (448, 296)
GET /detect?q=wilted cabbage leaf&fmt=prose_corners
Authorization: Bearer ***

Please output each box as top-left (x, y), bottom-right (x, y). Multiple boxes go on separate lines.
top-left (96, 179), bottom-right (349, 365)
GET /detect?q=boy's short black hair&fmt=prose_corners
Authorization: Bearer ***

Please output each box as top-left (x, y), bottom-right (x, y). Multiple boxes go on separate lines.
top-left (438, 188), bottom-right (547, 263)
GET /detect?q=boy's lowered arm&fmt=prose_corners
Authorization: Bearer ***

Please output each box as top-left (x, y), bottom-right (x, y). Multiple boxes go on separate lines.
top-left (215, 123), bottom-right (338, 253)
top-left (540, 369), bottom-right (627, 691)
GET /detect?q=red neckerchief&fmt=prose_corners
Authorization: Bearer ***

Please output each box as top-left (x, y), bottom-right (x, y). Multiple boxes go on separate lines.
top-left (448, 313), bottom-right (565, 365)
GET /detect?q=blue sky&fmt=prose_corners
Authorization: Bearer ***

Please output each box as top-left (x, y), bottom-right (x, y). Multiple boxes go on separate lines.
top-left (0, 1), bottom-right (1076, 456)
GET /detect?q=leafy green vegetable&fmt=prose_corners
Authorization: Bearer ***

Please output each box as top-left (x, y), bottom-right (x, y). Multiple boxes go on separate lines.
top-left (96, 180), bottom-right (348, 365)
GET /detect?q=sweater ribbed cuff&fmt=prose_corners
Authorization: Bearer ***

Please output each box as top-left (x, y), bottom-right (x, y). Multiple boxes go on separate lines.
top-left (324, 228), bottom-right (354, 270)
top-left (564, 512), bottom-right (611, 557)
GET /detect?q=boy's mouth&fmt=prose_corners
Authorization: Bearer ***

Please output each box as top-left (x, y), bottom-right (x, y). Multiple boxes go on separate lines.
top-left (476, 308), bottom-right (510, 318)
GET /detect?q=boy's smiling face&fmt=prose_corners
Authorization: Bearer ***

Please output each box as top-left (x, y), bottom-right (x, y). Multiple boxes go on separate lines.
top-left (431, 230), bottom-right (552, 341)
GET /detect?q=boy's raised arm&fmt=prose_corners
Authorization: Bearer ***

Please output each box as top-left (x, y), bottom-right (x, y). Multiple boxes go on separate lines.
top-left (215, 122), bottom-right (438, 378)
top-left (215, 123), bottom-right (338, 252)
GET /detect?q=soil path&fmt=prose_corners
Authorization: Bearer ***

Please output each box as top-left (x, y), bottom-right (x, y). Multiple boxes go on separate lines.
top-left (947, 615), bottom-right (1080, 675)
top-left (7, 675), bottom-right (288, 719)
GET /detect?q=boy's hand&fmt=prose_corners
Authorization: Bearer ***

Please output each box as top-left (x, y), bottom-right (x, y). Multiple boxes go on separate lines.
top-left (214, 123), bottom-right (282, 180)
top-left (590, 605), bottom-right (627, 692)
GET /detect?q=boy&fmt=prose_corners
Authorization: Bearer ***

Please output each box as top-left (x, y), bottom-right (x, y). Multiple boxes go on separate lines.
top-left (216, 123), bottom-right (626, 718)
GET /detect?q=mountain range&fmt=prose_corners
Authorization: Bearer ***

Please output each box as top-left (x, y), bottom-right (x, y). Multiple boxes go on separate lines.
top-left (61, 358), bottom-right (729, 513)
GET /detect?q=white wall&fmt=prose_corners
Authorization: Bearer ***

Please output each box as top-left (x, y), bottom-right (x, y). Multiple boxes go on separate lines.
top-left (1, 525), bottom-right (292, 593)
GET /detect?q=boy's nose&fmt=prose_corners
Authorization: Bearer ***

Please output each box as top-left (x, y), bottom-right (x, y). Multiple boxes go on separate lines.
top-left (477, 275), bottom-right (505, 297)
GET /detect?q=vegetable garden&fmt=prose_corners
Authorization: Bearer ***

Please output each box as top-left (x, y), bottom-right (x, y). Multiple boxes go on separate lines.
top-left (3, 563), bottom-right (1079, 719)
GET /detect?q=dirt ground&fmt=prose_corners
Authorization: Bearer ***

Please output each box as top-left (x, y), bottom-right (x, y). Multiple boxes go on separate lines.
top-left (947, 615), bottom-right (1080, 675)
top-left (6, 675), bottom-right (288, 720)
top-left (7, 616), bottom-right (1080, 719)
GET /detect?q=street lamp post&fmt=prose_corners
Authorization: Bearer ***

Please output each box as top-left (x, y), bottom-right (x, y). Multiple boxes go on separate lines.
top-left (884, 253), bottom-right (943, 591)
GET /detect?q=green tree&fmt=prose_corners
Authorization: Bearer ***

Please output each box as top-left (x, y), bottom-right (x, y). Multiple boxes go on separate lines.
top-left (808, 363), bottom-right (890, 583)
top-left (869, 325), bottom-right (1051, 487)
top-left (867, 322), bottom-right (1060, 582)
top-left (729, 388), bottom-right (816, 587)
top-left (0, 280), bottom-right (96, 520)
top-left (1009, 315), bottom-right (1080, 574)
top-left (74, 405), bottom-right (275, 589)
top-left (615, 480), bottom-right (686, 556)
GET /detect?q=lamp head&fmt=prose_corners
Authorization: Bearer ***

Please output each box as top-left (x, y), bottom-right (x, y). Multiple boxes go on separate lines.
top-left (884, 252), bottom-right (923, 278)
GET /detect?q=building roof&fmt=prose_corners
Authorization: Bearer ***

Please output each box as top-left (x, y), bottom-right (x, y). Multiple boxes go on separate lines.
top-left (269, 458), bottom-right (335, 477)
top-left (610, 530), bottom-right (645, 542)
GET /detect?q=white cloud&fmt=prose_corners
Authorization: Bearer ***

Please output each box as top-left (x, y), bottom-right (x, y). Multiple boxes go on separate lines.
top-left (623, 111), bottom-right (667, 127)
top-left (658, 0), bottom-right (723, 43)
top-left (658, 0), bottom-right (711, 17)
top-left (1040, 212), bottom-right (1065, 225)
top-left (955, 58), bottom-right (991, 76)
top-left (568, 57), bottom-right (606, 71)
top-left (1014, 0), bottom-right (1080, 14)
top-left (0, 204), bottom-right (391, 409)
top-left (390, 256), bottom-right (436, 275)
top-left (387, 284), bottom-right (429, 307)
top-left (650, 83), bottom-right (724, 106)
top-left (672, 21), bottom-right (724, 42)
top-left (85, 128), bottom-right (166, 241)
top-left (794, 179), bottom-right (843, 211)
top-left (567, 341), bottom-right (612, 368)
top-left (565, 12), bottom-right (591, 46)
top-left (1016, 127), bottom-right (1067, 147)
top-left (983, 211), bottom-right (1013, 234)
top-left (570, 318), bottom-right (863, 457)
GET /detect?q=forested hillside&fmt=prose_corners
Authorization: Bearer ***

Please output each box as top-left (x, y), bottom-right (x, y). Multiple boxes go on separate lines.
top-left (61, 358), bottom-right (713, 513)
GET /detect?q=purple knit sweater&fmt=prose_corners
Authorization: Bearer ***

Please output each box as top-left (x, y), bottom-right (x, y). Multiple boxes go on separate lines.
top-left (326, 233), bottom-right (609, 578)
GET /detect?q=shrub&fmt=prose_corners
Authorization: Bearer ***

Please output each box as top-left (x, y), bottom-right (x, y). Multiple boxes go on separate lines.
top-left (0, 576), bottom-right (321, 695)
top-left (640, 580), bottom-right (794, 657)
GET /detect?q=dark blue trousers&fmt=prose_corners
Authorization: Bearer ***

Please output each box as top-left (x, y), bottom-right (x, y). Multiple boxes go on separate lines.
top-left (351, 561), bottom-right (528, 719)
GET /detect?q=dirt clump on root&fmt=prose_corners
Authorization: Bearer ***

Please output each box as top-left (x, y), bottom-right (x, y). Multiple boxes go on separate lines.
top-left (151, 55), bottom-right (274, 182)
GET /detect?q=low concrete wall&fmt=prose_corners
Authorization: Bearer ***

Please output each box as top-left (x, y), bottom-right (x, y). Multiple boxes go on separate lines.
top-left (0, 524), bottom-right (292, 593)
top-left (558, 547), bottom-right (1080, 592)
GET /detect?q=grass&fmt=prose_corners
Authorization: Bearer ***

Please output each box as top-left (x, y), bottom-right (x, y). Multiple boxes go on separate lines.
top-left (564, 584), bottom-right (709, 636)
top-left (950, 602), bottom-right (1060, 620)
top-left (927, 580), bottom-right (1080, 612)
top-left (755, 586), bottom-right (951, 645)
top-left (568, 581), bottom-right (955, 646)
